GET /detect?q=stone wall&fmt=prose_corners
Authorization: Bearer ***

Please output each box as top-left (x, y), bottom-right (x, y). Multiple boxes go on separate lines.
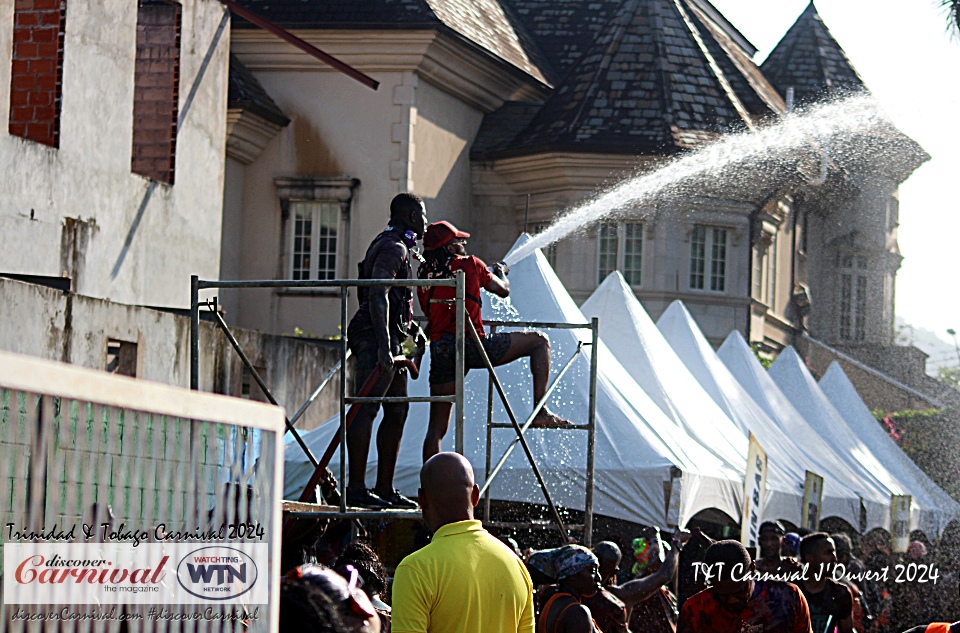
top-left (797, 336), bottom-right (942, 413)
top-left (0, 277), bottom-right (344, 433)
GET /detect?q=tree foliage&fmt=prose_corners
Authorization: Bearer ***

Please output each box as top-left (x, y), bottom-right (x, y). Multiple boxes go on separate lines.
top-left (943, 0), bottom-right (960, 35)
top-left (874, 407), bottom-right (960, 500)
top-left (939, 365), bottom-right (960, 391)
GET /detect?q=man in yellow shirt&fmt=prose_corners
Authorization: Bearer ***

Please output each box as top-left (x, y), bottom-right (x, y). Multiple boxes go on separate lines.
top-left (391, 452), bottom-right (535, 633)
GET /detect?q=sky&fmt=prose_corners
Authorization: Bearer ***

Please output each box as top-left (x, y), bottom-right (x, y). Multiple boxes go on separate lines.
top-left (707, 0), bottom-right (960, 356)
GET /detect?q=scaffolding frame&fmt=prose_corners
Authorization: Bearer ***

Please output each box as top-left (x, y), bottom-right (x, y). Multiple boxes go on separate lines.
top-left (189, 274), bottom-right (598, 543)
top-left (191, 274), bottom-right (465, 518)
top-left (478, 318), bottom-right (599, 546)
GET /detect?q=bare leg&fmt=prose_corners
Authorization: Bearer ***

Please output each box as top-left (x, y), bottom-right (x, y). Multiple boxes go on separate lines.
top-left (493, 331), bottom-right (570, 426)
top-left (423, 383), bottom-right (455, 462)
top-left (374, 372), bottom-right (409, 496)
top-left (345, 366), bottom-right (395, 491)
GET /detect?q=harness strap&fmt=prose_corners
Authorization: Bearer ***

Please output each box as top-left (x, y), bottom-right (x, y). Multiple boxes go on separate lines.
top-left (539, 592), bottom-right (583, 633)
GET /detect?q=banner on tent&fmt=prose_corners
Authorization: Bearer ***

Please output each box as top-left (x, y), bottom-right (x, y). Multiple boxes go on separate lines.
top-left (802, 471), bottom-right (824, 531)
top-left (740, 434), bottom-right (767, 548)
top-left (891, 495), bottom-right (912, 553)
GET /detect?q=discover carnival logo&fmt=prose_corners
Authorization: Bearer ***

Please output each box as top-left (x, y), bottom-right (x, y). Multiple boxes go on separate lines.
top-left (176, 547), bottom-right (259, 601)
top-left (3, 543), bottom-right (269, 605)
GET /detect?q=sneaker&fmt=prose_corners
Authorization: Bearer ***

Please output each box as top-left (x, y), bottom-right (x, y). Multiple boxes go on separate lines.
top-left (377, 488), bottom-right (419, 509)
top-left (346, 487), bottom-right (391, 509)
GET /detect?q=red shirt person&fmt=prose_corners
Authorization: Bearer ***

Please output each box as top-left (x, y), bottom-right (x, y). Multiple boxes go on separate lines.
top-left (678, 540), bottom-right (812, 633)
top-left (901, 624), bottom-right (960, 633)
top-left (417, 221), bottom-right (570, 461)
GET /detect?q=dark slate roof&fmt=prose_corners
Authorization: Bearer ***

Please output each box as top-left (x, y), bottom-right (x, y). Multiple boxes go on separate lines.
top-left (760, 2), bottom-right (866, 105)
top-left (495, 0), bottom-right (754, 157)
top-left (471, 101), bottom-right (542, 158)
top-left (228, 55), bottom-right (290, 127)
top-left (231, 0), bottom-right (549, 86)
top-left (502, 0), bottom-right (756, 86)
top-left (500, 0), bottom-right (621, 85)
top-left (685, 3), bottom-right (784, 118)
top-left (759, 3), bottom-right (926, 183)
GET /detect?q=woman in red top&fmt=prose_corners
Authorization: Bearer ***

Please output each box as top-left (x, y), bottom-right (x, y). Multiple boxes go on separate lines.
top-left (417, 221), bottom-right (571, 461)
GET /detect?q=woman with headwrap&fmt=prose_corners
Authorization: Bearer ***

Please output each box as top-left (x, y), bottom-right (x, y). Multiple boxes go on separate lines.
top-left (537, 545), bottom-right (602, 633)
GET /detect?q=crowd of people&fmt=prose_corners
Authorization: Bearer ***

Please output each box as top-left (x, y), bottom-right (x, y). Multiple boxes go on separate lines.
top-left (282, 473), bottom-right (960, 633)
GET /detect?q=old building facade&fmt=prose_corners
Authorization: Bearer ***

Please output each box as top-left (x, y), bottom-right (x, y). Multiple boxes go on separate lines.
top-left (223, 0), bottom-right (926, 362)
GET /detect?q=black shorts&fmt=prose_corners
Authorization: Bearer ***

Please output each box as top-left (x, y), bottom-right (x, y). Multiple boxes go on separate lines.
top-left (347, 322), bottom-right (407, 400)
top-left (429, 332), bottom-right (512, 385)
top-left (348, 321), bottom-right (400, 372)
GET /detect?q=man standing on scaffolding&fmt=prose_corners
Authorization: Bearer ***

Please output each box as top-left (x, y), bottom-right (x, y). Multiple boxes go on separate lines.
top-left (345, 192), bottom-right (427, 509)
top-left (418, 221), bottom-right (571, 462)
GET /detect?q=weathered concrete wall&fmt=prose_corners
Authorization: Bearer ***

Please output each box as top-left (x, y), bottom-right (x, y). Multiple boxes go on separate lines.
top-left (0, 278), bottom-right (343, 432)
top-left (0, 0), bottom-right (229, 309)
top-left (412, 80), bottom-right (481, 226)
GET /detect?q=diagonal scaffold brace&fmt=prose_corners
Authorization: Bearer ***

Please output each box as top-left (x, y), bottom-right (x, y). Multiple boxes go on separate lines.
top-left (205, 300), bottom-right (319, 469)
top-left (480, 341), bottom-right (584, 495)
top-left (465, 318), bottom-right (574, 544)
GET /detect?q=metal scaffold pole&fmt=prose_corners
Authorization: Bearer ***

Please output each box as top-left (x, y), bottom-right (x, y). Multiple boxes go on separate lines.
top-left (340, 287), bottom-right (349, 514)
top-left (190, 275), bottom-right (598, 534)
top-left (585, 317), bottom-right (599, 547)
top-left (454, 270), bottom-right (465, 454)
top-left (190, 274), bottom-right (199, 390)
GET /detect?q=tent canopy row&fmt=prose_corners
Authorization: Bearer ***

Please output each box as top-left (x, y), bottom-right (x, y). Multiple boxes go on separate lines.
top-left (283, 237), bottom-right (959, 536)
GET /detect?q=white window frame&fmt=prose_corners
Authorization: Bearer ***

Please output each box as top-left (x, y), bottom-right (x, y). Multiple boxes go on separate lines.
top-left (689, 225), bottom-right (728, 292)
top-left (596, 221), bottom-right (644, 286)
top-left (275, 177), bottom-right (358, 286)
top-left (839, 254), bottom-right (868, 341)
top-left (289, 200), bottom-right (341, 281)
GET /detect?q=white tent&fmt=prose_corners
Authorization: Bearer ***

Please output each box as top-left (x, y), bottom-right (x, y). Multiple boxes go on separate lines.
top-left (764, 346), bottom-right (919, 531)
top-left (284, 236), bottom-right (742, 528)
top-left (820, 362), bottom-right (960, 535)
top-left (580, 274), bottom-right (748, 485)
top-left (717, 334), bottom-right (896, 531)
top-left (656, 300), bottom-right (870, 529)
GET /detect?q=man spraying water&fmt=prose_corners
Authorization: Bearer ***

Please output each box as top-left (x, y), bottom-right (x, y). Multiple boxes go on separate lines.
top-left (417, 221), bottom-right (571, 461)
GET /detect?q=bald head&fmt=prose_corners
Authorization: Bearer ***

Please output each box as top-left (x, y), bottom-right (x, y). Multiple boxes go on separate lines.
top-left (418, 452), bottom-right (479, 532)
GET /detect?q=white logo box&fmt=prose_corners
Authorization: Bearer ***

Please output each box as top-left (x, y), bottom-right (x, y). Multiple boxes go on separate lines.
top-left (3, 543), bottom-right (269, 605)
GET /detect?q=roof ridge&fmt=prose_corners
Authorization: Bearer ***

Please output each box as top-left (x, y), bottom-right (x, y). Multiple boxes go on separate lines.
top-left (674, 0), bottom-right (753, 130)
top-left (761, 2), bottom-right (866, 105)
top-left (496, 0), bottom-right (752, 156)
top-left (684, 1), bottom-right (785, 116)
top-left (808, 5), bottom-right (867, 93)
top-left (650, 0), bottom-right (676, 139)
top-left (564, 0), bottom-right (642, 137)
